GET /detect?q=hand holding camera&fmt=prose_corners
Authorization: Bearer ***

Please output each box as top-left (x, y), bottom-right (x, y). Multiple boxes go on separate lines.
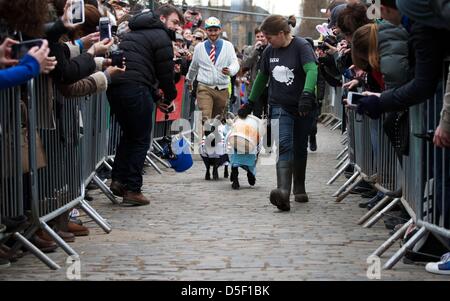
top-left (158, 98), bottom-right (175, 114)
top-left (87, 38), bottom-right (114, 56)
top-left (80, 32), bottom-right (100, 50)
top-left (0, 38), bottom-right (19, 67)
top-left (8, 38), bottom-right (57, 74)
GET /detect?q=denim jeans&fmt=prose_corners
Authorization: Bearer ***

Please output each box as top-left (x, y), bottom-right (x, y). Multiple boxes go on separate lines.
top-left (107, 84), bottom-right (153, 192)
top-left (271, 106), bottom-right (314, 163)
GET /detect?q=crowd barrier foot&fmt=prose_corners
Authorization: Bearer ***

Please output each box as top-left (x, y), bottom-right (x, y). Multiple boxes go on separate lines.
top-left (327, 161), bottom-right (351, 185)
top-left (149, 151), bottom-right (171, 169)
top-left (383, 227), bottom-right (428, 270)
top-left (331, 121), bottom-right (342, 131)
top-left (335, 174), bottom-right (362, 202)
top-left (13, 231), bottom-right (60, 270)
top-left (371, 219), bottom-right (413, 258)
top-left (93, 175), bottom-right (119, 204)
top-left (324, 117), bottom-right (337, 128)
top-left (335, 154), bottom-right (349, 169)
top-left (321, 115), bottom-right (333, 125)
top-left (40, 221), bottom-right (78, 258)
top-left (102, 160), bottom-right (113, 172)
top-left (145, 156), bottom-right (163, 174)
top-left (80, 199), bottom-right (112, 234)
top-left (357, 196), bottom-right (392, 225)
top-left (152, 141), bottom-right (164, 152)
top-left (363, 198), bottom-right (401, 228)
top-left (336, 146), bottom-right (348, 160)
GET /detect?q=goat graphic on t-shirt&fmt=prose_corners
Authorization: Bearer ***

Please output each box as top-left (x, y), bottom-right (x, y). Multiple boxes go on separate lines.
top-left (272, 66), bottom-right (295, 86)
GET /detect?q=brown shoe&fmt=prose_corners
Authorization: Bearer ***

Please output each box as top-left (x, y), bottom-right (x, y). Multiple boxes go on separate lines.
top-left (67, 221), bottom-right (89, 236)
top-left (110, 180), bottom-right (126, 197)
top-left (123, 191), bottom-right (150, 206)
top-left (36, 229), bottom-right (75, 243)
top-left (31, 234), bottom-right (58, 253)
top-left (57, 230), bottom-right (76, 243)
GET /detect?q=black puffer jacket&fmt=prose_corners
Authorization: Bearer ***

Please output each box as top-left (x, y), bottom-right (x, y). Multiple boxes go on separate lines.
top-left (379, 22), bottom-right (450, 112)
top-left (112, 11), bottom-right (177, 101)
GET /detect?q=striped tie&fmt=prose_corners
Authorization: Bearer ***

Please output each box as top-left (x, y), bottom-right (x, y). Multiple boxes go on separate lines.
top-left (209, 44), bottom-right (216, 65)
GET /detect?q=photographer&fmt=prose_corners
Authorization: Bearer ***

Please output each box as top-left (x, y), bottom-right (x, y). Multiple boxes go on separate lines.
top-left (241, 27), bottom-right (268, 119)
top-left (107, 4), bottom-right (183, 206)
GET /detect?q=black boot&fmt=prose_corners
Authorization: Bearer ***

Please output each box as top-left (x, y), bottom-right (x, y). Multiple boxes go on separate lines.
top-left (231, 167), bottom-right (240, 190)
top-left (270, 161), bottom-right (292, 211)
top-left (293, 158), bottom-right (309, 203)
top-left (224, 165), bottom-right (229, 178)
top-left (309, 135), bottom-right (317, 152)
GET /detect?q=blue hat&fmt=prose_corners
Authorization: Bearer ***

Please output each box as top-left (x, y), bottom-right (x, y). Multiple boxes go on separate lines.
top-left (205, 17), bottom-right (222, 29)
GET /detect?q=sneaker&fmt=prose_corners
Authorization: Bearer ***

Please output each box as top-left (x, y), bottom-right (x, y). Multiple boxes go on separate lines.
top-left (425, 252), bottom-right (450, 275)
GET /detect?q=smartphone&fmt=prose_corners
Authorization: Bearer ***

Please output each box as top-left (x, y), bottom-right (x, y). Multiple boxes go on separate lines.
top-left (11, 39), bottom-right (43, 59)
top-left (347, 92), bottom-right (365, 106)
top-left (99, 17), bottom-right (112, 41)
top-left (110, 50), bottom-right (125, 68)
top-left (69, 0), bottom-right (85, 25)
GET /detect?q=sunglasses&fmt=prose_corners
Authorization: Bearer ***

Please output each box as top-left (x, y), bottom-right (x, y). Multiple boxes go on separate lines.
top-left (194, 37), bottom-right (203, 41)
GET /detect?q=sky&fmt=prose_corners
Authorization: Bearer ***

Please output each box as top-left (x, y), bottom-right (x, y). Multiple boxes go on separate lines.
top-left (252, 0), bottom-right (302, 16)
top-left (196, 0), bottom-right (303, 16)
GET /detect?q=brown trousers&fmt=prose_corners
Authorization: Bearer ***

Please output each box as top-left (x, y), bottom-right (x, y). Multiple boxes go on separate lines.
top-left (196, 83), bottom-right (229, 122)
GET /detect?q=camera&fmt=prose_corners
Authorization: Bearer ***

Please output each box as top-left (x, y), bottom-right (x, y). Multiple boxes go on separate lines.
top-left (69, 0), bottom-right (85, 25)
top-left (318, 35), bottom-right (338, 51)
top-left (347, 92), bottom-right (365, 106)
top-left (110, 50), bottom-right (125, 68)
top-left (99, 17), bottom-right (112, 41)
top-left (11, 39), bottom-right (43, 59)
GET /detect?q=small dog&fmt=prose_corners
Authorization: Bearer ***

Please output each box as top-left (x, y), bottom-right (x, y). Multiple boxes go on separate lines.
top-left (199, 120), bottom-right (229, 181)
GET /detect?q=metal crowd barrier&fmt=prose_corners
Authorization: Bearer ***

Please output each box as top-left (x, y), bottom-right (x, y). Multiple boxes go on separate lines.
top-left (0, 86), bottom-right (26, 245)
top-left (321, 86), bottom-right (344, 130)
top-left (381, 61), bottom-right (450, 269)
top-left (0, 76), bottom-right (113, 270)
top-left (327, 59), bottom-right (450, 270)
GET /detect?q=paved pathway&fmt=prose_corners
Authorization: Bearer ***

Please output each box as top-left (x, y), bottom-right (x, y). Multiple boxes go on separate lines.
top-left (1, 124), bottom-right (447, 281)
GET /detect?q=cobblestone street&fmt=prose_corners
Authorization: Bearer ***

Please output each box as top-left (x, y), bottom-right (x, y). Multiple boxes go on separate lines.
top-left (0, 124), bottom-right (447, 281)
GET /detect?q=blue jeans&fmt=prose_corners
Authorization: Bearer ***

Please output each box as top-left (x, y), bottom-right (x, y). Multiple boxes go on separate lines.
top-left (271, 106), bottom-right (314, 163)
top-left (107, 84), bottom-right (153, 192)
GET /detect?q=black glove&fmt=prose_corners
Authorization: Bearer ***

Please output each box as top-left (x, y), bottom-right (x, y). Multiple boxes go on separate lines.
top-left (356, 95), bottom-right (382, 119)
top-left (298, 91), bottom-right (316, 114)
top-left (238, 102), bottom-right (254, 119)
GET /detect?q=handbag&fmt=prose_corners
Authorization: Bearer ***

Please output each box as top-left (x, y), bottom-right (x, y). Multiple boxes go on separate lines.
top-left (20, 101), bottom-right (47, 173)
top-left (383, 110), bottom-right (410, 158)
